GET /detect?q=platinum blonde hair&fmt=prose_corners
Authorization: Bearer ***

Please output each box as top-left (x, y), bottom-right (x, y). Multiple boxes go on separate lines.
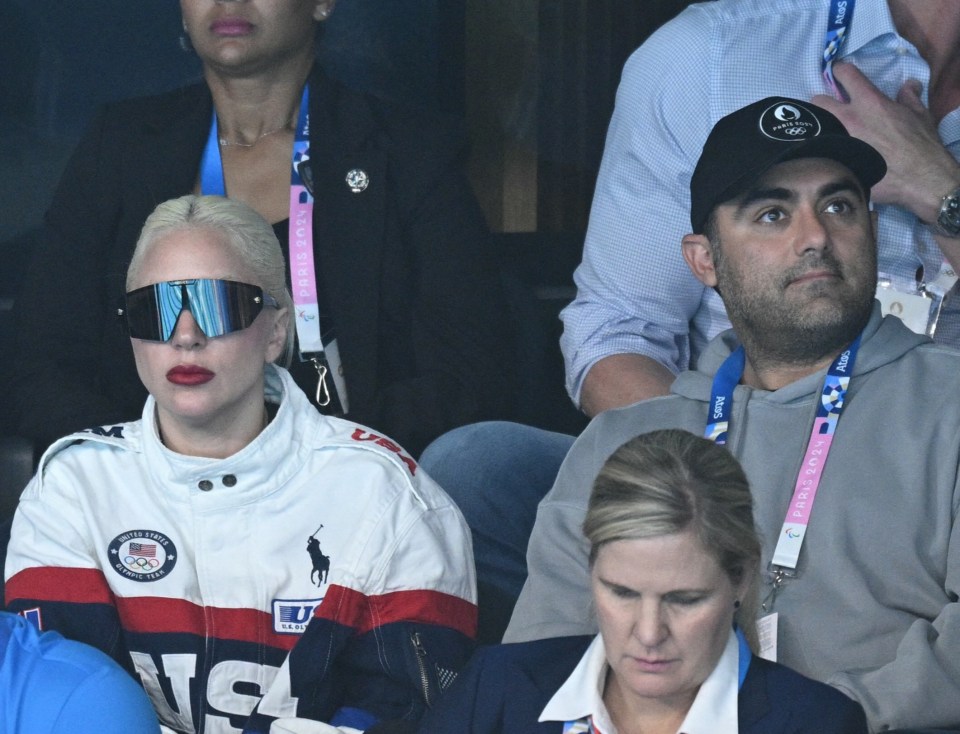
top-left (127, 194), bottom-right (295, 366)
top-left (583, 428), bottom-right (762, 651)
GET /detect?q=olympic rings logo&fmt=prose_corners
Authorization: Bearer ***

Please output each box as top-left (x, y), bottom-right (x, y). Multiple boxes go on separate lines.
top-left (125, 556), bottom-right (161, 570)
top-left (783, 127), bottom-right (807, 136)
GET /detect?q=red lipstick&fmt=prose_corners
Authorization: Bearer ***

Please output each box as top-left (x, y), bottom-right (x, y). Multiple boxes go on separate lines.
top-left (167, 365), bottom-right (215, 386)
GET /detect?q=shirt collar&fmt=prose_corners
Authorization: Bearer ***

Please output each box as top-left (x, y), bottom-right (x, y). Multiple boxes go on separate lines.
top-left (539, 635), bottom-right (613, 730)
top-left (676, 629), bottom-right (739, 734)
top-left (843, 0), bottom-right (903, 56)
top-left (539, 630), bottom-right (741, 734)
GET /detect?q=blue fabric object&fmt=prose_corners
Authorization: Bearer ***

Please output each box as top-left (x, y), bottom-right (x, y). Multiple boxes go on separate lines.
top-left (330, 707), bottom-right (378, 730)
top-left (736, 626), bottom-right (751, 690)
top-left (420, 421), bottom-right (575, 601)
top-left (0, 612), bottom-right (159, 734)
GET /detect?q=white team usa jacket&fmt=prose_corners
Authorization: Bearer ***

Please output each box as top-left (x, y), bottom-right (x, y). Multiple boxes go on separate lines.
top-left (5, 366), bottom-right (477, 734)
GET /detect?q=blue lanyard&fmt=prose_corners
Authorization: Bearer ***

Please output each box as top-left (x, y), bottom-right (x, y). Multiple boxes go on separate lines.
top-left (705, 334), bottom-right (861, 590)
top-left (199, 107), bottom-right (226, 196)
top-left (197, 87), bottom-right (335, 406)
top-left (704, 346), bottom-right (745, 446)
top-left (736, 626), bottom-right (751, 689)
top-left (822, 0), bottom-right (856, 97)
top-left (704, 334), bottom-right (861, 447)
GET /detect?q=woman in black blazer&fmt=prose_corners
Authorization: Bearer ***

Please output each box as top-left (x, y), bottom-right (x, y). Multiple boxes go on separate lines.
top-left (417, 430), bottom-right (868, 733)
top-left (6, 0), bottom-right (511, 457)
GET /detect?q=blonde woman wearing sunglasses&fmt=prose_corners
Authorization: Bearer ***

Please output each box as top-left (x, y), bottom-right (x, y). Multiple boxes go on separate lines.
top-left (5, 195), bottom-right (477, 734)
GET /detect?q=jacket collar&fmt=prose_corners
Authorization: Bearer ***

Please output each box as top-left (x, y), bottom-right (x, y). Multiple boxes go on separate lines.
top-left (138, 365), bottom-right (327, 506)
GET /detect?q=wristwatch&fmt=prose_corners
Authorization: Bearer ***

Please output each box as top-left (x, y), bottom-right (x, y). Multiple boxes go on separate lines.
top-left (932, 185), bottom-right (960, 238)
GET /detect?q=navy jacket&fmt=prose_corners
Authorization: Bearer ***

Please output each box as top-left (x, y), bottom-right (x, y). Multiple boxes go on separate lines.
top-left (417, 636), bottom-right (869, 733)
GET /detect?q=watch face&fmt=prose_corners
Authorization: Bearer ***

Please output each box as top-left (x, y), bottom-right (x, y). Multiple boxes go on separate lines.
top-left (938, 189), bottom-right (960, 237)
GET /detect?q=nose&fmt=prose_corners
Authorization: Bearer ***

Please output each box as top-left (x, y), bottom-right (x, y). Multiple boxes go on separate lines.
top-left (632, 600), bottom-right (668, 648)
top-left (794, 204), bottom-right (831, 255)
top-left (170, 309), bottom-right (207, 349)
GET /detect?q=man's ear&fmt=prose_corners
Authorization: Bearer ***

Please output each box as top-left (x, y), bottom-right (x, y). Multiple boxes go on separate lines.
top-left (681, 233), bottom-right (718, 288)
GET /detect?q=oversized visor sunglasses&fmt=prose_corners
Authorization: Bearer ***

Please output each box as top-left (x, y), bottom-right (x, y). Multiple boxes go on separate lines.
top-left (121, 278), bottom-right (279, 342)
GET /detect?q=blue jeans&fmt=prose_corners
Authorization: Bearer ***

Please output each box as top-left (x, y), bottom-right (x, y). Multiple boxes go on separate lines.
top-left (420, 421), bottom-right (576, 601)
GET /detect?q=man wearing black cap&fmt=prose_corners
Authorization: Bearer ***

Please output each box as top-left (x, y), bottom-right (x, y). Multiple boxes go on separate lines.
top-left (506, 98), bottom-right (960, 731)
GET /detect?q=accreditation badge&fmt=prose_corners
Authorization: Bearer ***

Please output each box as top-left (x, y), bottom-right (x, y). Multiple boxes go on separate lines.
top-left (875, 279), bottom-right (942, 336)
top-left (758, 613), bottom-right (779, 662)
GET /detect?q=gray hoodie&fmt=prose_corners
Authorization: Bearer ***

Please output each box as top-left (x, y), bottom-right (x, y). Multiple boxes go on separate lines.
top-left (506, 305), bottom-right (960, 731)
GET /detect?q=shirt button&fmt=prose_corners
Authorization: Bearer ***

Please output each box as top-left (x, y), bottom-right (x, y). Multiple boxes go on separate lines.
top-left (198, 479), bottom-right (214, 492)
top-left (222, 475), bottom-right (237, 487)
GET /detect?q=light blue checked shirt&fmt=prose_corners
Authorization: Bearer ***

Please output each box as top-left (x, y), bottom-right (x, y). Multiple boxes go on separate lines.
top-left (561, 0), bottom-right (960, 405)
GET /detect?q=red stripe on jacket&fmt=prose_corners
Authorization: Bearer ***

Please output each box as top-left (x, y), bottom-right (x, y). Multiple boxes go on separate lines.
top-left (6, 567), bottom-right (115, 605)
top-left (7, 568), bottom-right (477, 644)
top-left (315, 585), bottom-right (477, 638)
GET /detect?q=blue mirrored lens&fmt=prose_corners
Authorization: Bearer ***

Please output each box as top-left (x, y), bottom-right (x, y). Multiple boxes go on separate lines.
top-left (124, 279), bottom-right (276, 341)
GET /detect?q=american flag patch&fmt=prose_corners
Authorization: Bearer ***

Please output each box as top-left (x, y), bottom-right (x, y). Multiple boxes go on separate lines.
top-left (129, 542), bottom-right (157, 557)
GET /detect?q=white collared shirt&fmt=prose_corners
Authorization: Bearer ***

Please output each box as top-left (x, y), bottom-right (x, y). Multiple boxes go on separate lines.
top-left (539, 630), bottom-right (740, 734)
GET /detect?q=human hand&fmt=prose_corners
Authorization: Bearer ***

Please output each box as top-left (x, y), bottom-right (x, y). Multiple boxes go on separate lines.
top-left (811, 61), bottom-right (960, 222)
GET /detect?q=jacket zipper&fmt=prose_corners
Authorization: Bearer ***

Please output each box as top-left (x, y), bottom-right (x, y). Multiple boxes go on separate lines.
top-left (410, 631), bottom-right (433, 707)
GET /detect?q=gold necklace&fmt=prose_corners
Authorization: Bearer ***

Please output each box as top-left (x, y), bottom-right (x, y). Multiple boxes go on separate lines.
top-left (218, 124), bottom-right (292, 148)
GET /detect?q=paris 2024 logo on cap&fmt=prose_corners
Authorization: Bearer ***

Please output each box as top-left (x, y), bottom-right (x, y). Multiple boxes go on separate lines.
top-left (760, 102), bottom-right (822, 141)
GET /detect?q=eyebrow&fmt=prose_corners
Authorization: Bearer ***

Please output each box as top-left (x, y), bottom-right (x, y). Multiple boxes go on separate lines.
top-left (597, 576), bottom-right (709, 595)
top-left (732, 175), bottom-right (865, 214)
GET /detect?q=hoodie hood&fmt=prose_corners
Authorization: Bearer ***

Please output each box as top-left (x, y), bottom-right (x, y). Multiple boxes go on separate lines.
top-left (672, 302), bottom-right (930, 404)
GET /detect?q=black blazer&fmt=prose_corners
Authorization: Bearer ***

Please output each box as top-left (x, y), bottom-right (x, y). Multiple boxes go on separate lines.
top-left (6, 68), bottom-right (511, 456)
top-left (416, 636), bottom-right (869, 733)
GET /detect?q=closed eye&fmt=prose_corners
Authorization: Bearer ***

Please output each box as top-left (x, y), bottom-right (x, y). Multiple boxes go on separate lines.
top-left (663, 592), bottom-right (706, 606)
top-left (609, 583), bottom-right (641, 600)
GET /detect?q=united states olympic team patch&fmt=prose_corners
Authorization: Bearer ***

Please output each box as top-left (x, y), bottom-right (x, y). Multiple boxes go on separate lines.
top-left (108, 529), bottom-right (178, 582)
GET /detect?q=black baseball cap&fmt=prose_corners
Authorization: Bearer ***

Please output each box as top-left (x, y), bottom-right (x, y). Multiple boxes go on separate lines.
top-left (689, 97), bottom-right (886, 233)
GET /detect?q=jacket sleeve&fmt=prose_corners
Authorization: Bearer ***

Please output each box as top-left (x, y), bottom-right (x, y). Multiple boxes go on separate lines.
top-left (243, 471), bottom-right (478, 732)
top-left (359, 104), bottom-right (515, 456)
top-left (4, 109), bottom-right (134, 449)
top-left (825, 484), bottom-right (960, 730)
top-left (502, 422), bottom-right (613, 643)
top-left (4, 456), bottom-right (131, 671)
